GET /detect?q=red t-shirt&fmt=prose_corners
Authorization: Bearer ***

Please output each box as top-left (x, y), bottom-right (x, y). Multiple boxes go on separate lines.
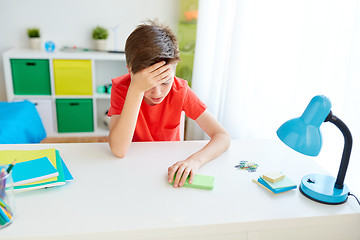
top-left (108, 73), bottom-right (207, 141)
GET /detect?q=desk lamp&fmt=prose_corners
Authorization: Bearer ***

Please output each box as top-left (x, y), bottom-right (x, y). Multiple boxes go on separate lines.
top-left (276, 95), bottom-right (352, 204)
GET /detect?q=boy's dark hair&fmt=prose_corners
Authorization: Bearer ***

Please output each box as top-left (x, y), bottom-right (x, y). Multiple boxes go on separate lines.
top-left (125, 20), bottom-right (181, 74)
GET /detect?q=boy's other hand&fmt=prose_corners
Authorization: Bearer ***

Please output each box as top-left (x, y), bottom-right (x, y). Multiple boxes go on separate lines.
top-left (130, 61), bottom-right (171, 93)
top-left (168, 158), bottom-right (201, 188)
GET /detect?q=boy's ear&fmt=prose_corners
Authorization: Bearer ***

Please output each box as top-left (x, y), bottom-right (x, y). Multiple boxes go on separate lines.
top-left (126, 65), bottom-right (130, 73)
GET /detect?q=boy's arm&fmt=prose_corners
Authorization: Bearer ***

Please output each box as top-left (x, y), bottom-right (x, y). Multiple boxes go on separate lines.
top-left (109, 61), bottom-right (171, 158)
top-left (108, 86), bottom-right (144, 158)
top-left (168, 110), bottom-right (231, 187)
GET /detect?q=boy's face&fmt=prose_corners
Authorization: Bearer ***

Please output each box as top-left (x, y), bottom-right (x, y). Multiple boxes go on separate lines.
top-left (143, 63), bottom-right (176, 106)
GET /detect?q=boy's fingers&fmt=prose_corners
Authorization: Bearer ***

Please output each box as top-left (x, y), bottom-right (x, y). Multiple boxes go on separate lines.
top-left (188, 171), bottom-right (196, 184)
top-left (174, 166), bottom-right (185, 188)
top-left (168, 164), bottom-right (178, 183)
top-left (152, 65), bottom-right (171, 79)
top-left (179, 168), bottom-right (191, 187)
top-left (155, 68), bottom-right (171, 82)
top-left (149, 61), bottom-right (166, 72)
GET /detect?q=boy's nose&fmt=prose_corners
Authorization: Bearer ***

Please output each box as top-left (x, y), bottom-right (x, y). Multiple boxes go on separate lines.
top-left (151, 86), bottom-right (161, 96)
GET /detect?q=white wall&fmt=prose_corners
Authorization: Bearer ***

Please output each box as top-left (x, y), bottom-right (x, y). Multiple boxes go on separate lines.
top-left (0, 0), bottom-right (179, 101)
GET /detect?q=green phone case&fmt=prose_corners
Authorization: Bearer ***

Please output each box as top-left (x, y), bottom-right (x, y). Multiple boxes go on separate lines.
top-left (170, 174), bottom-right (214, 190)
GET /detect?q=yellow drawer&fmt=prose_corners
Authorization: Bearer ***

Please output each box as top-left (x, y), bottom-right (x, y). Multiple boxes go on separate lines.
top-left (53, 60), bottom-right (92, 95)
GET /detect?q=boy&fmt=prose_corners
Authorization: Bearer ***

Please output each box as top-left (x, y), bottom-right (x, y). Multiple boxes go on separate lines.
top-left (108, 21), bottom-right (230, 188)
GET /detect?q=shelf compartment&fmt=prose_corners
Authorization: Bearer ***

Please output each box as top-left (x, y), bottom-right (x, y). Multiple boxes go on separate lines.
top-left (53, 59), bottom-right (92, 95)
top-left (10, 59), bottom-right (51, 95)
top-left (28, 99), bottom-right (55, 135)
top-left (56, 99), bottom-right (94, 133)
top-left (96, 99), bottom-right (111, 132)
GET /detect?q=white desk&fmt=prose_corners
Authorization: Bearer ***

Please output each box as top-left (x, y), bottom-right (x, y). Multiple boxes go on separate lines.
top-left (0, 140), bottom-right (359, 240)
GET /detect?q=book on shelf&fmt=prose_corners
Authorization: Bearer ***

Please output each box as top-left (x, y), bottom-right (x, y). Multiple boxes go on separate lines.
top-left (253, 174), bottom-right (297, 194)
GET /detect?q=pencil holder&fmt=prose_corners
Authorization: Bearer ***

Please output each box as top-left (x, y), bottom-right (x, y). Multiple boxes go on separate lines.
top-left (0, 167), bottom-right (15, 229)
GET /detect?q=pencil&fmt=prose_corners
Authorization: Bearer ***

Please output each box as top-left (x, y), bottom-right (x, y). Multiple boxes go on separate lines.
top-left (6, 160), bottom-right (16, 174)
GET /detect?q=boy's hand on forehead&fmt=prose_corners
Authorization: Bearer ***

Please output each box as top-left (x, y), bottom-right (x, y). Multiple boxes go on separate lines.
top-left (130, 61), bottom-right (171, 93)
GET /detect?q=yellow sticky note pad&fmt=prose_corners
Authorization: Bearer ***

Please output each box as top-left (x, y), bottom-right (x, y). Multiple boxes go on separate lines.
top-left (262, 171), bottom-right (285, 183)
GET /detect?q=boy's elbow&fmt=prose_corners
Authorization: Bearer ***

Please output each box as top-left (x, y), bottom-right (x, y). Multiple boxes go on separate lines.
top-left (109, 141), bottom-right (128, 158)
top-left (222, 131), bottom-right (231, 149)
top-left (112, 150), bottom-right (126, 158)
top-left (215, 129), bottom-right (230, 150)
top-left (210, 130), bottom-right (231, 151)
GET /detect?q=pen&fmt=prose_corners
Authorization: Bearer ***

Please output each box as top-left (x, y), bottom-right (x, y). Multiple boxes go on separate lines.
top-left (6, 160), bottom-right (16, 174)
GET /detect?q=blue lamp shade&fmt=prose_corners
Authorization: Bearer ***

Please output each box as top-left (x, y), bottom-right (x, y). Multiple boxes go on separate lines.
top-left (276, 95), bottom-right (352, 205)
top-left (276, 95), bottom-right (331, 156)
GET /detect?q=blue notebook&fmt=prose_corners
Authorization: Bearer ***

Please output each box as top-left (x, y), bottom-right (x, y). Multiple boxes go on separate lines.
top-left (60, 156), bottom-right (73, 182)
top-left (11, 157), bottom-right (59, 186)
top-left (261, 175), bottom-right (296, 189)
top-left (257, 177), bottom-right (296, 194)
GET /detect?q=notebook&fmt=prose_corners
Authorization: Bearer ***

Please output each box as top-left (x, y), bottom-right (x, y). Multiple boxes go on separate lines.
top-left (261, 175), bottom-right (297, 190)
top-left (0, 148), bottom-right (59, 184)
top-left (11, 157), bottom-right (58, 186)
top-left (0, 148), bottom-right (72, 192)
top-left (257, 177), bottom-right (296, 194)
top-left (60, 155), bottom-right (73, 182)
top-left (13, 150), bottom-right (66, 192)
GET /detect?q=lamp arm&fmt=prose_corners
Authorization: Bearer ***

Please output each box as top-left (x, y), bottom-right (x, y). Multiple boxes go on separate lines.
top-left (325, 111), bottom-right (353, 189)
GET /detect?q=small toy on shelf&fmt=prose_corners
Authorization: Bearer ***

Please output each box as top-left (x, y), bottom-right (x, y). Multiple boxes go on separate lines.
top-left (103, 110), bottom-right (111, 129)
top-left (97, 84), bottom-right (112, 94)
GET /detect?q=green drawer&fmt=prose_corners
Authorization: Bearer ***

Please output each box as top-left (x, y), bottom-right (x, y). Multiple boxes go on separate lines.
top-left (56, 99), bottom-right (94, 133)
top-left (10, 59), bottom-right (51, 95)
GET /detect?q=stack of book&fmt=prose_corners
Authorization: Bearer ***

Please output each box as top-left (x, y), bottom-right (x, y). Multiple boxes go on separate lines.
top-left (253, 171), bottom-right (296, 194)
top-left (0, 148), bottom-right (73, 192)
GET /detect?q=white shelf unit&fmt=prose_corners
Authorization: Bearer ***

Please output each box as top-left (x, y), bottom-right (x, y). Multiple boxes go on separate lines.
top-left (2, 48), bottom-right (127, 137)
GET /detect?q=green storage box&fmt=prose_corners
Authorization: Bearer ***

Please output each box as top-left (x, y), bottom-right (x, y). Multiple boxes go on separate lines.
top-left (10, 59), bottom-right (51, 95)
top-left (56, 99), bottom-right (94, 132)
top-left (53, 59), bottom-right (92, 95)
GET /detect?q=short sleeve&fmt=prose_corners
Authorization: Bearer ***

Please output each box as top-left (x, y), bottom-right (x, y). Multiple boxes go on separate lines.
top-left (183, 85), bottom-right (207, 120)
top-left (107, 76), bottom-right (128, 116)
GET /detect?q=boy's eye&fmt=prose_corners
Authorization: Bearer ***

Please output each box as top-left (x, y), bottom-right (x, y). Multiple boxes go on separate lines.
top-left (162, 81), bottom-right (170, 85)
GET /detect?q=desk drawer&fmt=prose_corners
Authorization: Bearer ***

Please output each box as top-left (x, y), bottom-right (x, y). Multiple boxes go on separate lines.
top-left (56, 99), bottom-right (94, 132)
top-left (10, 59), bottom-right (51, 95)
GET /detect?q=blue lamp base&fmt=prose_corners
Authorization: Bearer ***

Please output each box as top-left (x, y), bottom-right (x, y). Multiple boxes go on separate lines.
top-left (300, 174), bottom-right (349, 205)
